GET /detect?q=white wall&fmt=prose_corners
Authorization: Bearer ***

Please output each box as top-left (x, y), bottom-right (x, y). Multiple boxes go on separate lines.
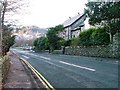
top-left (84, 18), bottom-right (90, 30)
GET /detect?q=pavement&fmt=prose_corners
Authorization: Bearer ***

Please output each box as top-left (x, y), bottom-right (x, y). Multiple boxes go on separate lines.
top-left (2, 52), bottom-right (39, 89)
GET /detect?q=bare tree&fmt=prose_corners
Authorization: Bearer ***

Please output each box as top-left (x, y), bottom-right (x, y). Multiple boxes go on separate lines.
top-left (1, 0), bottom-right (29, 27)
top-left (0, 0), bottom-right (29, 55)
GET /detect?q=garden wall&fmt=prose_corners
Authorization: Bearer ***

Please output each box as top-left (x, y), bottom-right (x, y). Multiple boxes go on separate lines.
top-left (52, 50), bottom-right (63, 54)
top-left (0, 55), bottom-right (10, 90)
top-left (65, 45), bottom-right (113, 58)
top-left (65, 33), bottom-right (120, 58)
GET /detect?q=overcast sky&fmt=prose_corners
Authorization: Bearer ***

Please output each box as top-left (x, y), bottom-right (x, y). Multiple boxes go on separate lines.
top-left (11, 0), bottom-right (88, 28)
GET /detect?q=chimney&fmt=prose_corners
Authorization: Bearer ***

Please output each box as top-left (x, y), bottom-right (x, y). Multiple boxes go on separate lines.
top-left (69, 17), bottom-right (71, 19)
top-left (78, 12), bottom-right (80, 15)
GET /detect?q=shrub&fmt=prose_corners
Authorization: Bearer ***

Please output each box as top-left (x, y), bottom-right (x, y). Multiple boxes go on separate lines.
top-left (79, 28), bottom-right (96, 46)
top-left (91, 27), bottom-right (110, 45)
top-left (2, 25), bottom-right (15, 55)
top-left (33, 37), bottom-right (49, 51)
top-left (70, 37), bottom-right (80, 46)
top-left (64, 39), bottom-right (72, 46)
top-left (79, 27), bottom-right (110, 46)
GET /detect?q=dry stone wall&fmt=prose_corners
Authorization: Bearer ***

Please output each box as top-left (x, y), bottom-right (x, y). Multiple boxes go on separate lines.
top-left (65, 33), bottom-right (120, 58)
top-left (0, 55), bottom-right (10, 90)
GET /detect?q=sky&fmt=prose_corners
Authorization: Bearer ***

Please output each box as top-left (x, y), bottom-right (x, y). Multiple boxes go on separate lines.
top-left (11, 0), bottom-right (88, 28)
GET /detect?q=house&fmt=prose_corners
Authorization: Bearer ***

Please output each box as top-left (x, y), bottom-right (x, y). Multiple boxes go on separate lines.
top-left (59, 13), bottom-right (90, 40)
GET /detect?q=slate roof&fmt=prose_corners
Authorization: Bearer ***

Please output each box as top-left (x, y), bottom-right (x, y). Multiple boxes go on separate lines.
top-left (63, 13), bottom-right (86, 28)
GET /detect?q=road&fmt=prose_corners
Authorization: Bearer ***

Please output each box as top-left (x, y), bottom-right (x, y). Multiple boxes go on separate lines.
top-left (12, 49), bottom-right (119, 88)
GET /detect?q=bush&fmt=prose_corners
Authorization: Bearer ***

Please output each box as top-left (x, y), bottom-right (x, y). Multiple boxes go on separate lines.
top-left (58, 39), bottom-right (66, 48)
top-left (91, 27), bottom-right (110, 45)
top-left (79, 27), bottom-right (110, 46)
top-left (62, 37), bottom-right (79, 47)
top-left (2, 35), bottom-right (15, 55)
top-left (79, 28), bottom-right (96, 46)
top-left (70, 37), bottom-right (80, 46)
top-left (2, 25), bottom-right (15, 55)
top-left (33, 37), bottom-right (49, 51)
top-left (64, 39), bottom-right (72, 46)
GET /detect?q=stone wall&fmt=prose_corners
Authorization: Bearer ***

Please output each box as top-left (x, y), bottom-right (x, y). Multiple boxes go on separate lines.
top-left (0, 55), bottom-right (10, 90)
top-left (52, 50), bottom-right (63, 54)
top-left (112, 33), bottom-right (120, 58)
top-left (0, 58), bottom-right (2, 90)
top-left (65, 45), bottom-right (113, 58)
top-left (65, 33), bottom-right (120, 58)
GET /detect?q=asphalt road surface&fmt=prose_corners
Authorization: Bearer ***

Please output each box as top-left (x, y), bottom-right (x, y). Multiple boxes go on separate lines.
top-left (12, 49), bottom-right (119, 88)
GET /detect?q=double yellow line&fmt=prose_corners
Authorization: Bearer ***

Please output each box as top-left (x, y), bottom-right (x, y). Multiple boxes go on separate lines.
top-left (21, 57), bottom-right (55, 90)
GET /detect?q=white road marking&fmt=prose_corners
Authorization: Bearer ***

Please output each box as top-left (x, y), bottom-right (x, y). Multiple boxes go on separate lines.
top-left (40, 56), bottom-right (51, 60)
top-left (43, 60), bottom-right (54, 65)
top-left (43, 60), bottom-right (68, 70)
top-left (22, 55), bottom-right (29, 59)
top-left (24, 53), bottom-right (52, 61)
top-left (21, 52), bottom-right (95, 72)
top-left (59, 61), bottom-right (96, 72)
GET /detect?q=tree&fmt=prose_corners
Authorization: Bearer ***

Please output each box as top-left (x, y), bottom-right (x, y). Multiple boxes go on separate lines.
top-left (0, 0), bottom-right (28, 27)
top-left (85, 2), bottom-right (120, 42)
top-left (33, 38), bottom-right (39, 48)
top-left (2, 24), bottom-right (15, 55)
top-left (33, 37), bottom-right (49, 51)
top-left (91, 27), bottom-right (110, 45)
top-left (0, 0), bottom-right (28, 55)
top-left (79, 28), bottom-right (95, 46)
top-left (46, 25), bottom-right (64, 52)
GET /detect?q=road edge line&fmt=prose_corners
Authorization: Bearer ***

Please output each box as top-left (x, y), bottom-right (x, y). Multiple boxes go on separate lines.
top-left (20, 57), bottom-right (55, 90)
